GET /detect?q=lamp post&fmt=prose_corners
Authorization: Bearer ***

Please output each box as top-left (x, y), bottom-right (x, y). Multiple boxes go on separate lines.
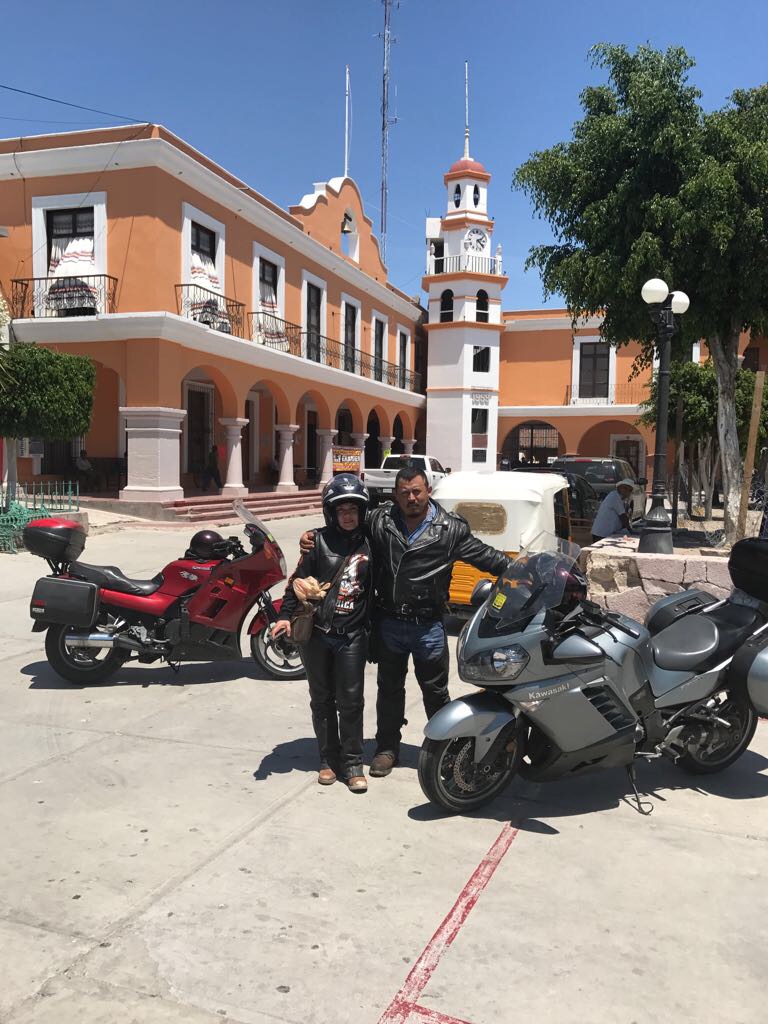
top-left (637, 278), bottom-right (690, 554)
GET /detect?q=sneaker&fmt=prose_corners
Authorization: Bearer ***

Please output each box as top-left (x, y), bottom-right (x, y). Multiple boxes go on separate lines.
top-left (369, 751), bottom-right (398, 777)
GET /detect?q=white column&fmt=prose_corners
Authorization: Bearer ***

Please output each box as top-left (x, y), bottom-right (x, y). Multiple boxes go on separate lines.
top-left (275, 424), bottom-right (299, 493)
top-left (379, 435), bottom-right (395, 462)
top-left (317, 428), bottom-right (337, 487)
top-left (350, 432), bottom-right (369, 475)
top-left (219, 417), bottom-right (249, 497)
top-left (119, 406), bottom-right (185, 502)
top-left (402, 438), bottom-right (416, 456)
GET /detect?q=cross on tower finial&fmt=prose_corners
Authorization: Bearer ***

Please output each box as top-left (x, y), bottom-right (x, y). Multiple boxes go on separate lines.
top-left (464, 59), bottom-right (471, 160)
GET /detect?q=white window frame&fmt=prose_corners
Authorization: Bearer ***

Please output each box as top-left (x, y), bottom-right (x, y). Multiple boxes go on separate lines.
top-left (371, 309), bottom-right (388, 357)
top-left (341, 292), bottom-right (362, 370)
top-left (571, 335), bottom-right (616, 405)
top-left (610, 434), bottom-right (647, 478)
top-left (301, 269), bottom-right (327, 359)
top-left (181, 202), bottom-right (226, 291)
top-left (32, 191), bottom-right (107, 282)
top-left (252, 241), bottom-right (285, 319)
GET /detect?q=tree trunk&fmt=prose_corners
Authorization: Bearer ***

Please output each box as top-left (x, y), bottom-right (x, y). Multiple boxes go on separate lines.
top-left (3, 437), bottom-right (17, 511)
top-left (704, 449), bottom-right (719, 521)
top-left (686, 443), bottom-right (694, 516)
top-left (708, 328), bottom-right (742, 542)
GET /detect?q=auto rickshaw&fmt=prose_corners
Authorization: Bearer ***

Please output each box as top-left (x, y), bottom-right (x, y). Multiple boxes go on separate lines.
top-left (432, 470), bottom-right (593, 612)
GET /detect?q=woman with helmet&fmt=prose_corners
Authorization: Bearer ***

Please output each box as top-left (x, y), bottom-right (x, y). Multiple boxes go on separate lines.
top-left (273, 473), bottom-right (372, 793)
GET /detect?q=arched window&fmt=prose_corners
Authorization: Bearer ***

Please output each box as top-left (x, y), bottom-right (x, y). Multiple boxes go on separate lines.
top-left (453, 184), bottom-right (461, 208)
top-left (440, 289), bottom-right (454, 323)
top-left (473, 184), bottom-right (480, 207)
top-left (476, 289), bottom-right (489, 323)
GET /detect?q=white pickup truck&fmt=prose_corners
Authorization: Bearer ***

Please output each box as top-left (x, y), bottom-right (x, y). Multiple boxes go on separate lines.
top-left (364, 453), bottom-right (450, 504)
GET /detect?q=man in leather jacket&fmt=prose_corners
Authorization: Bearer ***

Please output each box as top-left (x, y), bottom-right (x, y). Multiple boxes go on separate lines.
top-left (303, 461), bottom-right (510, 777)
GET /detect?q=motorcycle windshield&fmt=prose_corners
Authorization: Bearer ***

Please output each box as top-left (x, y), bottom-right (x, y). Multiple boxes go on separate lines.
top-left (232, 499), bottom-right (287, 575)
top-left (481, 533), bottom-right (581, 633)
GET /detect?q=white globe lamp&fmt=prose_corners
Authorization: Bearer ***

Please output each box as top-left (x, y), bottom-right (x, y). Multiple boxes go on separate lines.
top-left (670, 290), bottom-right (690, 315)
top-left (641, 278), bottom-right (669, 305)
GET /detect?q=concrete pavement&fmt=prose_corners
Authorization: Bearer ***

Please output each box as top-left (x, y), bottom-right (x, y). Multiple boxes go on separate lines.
top-left (1, 517), bottom-right (767, 1023)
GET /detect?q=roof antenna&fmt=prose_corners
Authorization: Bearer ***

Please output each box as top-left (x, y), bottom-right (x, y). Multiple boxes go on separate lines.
top-left (379, 0), bottom-right (399, 265)
top-left (344, 64), bottom-right (351, 178)
top-left (464, 59), bottom-right (471, 160)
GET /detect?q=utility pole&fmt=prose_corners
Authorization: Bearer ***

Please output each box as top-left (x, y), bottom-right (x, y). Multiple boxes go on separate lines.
top-left (379, 0), bottom-right (398, 265)
top-left (344, 65), bottom-right (350, 178)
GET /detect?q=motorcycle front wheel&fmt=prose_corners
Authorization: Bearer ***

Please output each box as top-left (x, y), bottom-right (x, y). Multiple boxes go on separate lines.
top-left (45, 624), bottom-right (126, 684)
top-left (250, 627), bottom-right (305, 680)
top-left (418, 736), bottom-right (519, 813)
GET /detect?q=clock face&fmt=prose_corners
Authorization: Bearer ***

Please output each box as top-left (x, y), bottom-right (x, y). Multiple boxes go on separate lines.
top-left (464, 228), bottom-right (487, 253)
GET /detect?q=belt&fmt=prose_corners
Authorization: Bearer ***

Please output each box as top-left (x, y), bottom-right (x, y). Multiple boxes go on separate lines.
top-left (386, 606), bottom-right (442, 625)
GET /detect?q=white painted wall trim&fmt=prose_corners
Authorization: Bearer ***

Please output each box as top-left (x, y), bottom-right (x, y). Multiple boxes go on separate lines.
top-left (252, 240), bottom-right (285, 319)
top-left (181, 202), bottom-right (226, 291)
top-left (396, 322), bottom-right (412, 372)
top-left (31, 191), bottom-right (107, 280)
top-left (570, 334), bottom-right (616, 402)
top-left (504, 314), bottom-right (603, 332)
top-left (498, 404), bottom-right (642, 418)
top-left (340, 291), bottom-right (361, 355)
top-left (371, 309), bottom-right (388, 358)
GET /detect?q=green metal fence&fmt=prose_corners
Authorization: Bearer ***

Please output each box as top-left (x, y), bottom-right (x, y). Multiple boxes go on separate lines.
top-left (0, 482), bottom-right (78, 554)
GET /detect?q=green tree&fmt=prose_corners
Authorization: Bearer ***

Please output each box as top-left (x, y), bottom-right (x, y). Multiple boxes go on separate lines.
top-left (514, 43), bottom-right (768, 541)
top-left (0, 344), bottom-right (96, 499)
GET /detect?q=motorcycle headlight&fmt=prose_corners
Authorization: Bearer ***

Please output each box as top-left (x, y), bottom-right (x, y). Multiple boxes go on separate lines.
top-left (461, 644), bottom-right (529, 682)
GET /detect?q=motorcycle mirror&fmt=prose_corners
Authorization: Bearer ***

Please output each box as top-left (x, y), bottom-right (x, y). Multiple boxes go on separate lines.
top-left (470, 579), bottom-right (493, 608)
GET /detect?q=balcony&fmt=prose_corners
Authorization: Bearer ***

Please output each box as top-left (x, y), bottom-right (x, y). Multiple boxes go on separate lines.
top-left (11, 275), bottom-right (117, 318)
top-left (176, 283), bottom-right (245, 338)
top-left (564, 383), bottom-right (648, 406)
top-left (249, 311), bottom-right (422, 393)
top-left (426, 253), bottom-right (503, 276)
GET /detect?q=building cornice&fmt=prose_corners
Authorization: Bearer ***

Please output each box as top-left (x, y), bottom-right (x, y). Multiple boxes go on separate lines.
top-left (503, 314), bottom-right (603, 332)
top-left (422, 272), bottom-right (509, 289)
top-left (0, 137), bottom-right (421, 322)
top-left (11, 313), bottom-right (426, 409)
top-left (423, 320), bottom-right (503, 332)
top-left (498, 404), bottom-right (641, 418)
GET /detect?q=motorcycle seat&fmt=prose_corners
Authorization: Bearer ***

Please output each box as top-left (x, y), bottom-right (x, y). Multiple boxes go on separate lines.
top-left (651, 604), bottom-right (762, 672)
top-left (69, 561), bottom-right (164, 597)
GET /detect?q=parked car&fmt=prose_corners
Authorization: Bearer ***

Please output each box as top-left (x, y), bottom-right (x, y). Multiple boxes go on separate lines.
top-left (364, 453), bottom-right (449, 505)
top-left (550, 456), bottom-right (647, 521)
top-left (510, 465), bottom-right (600, 542)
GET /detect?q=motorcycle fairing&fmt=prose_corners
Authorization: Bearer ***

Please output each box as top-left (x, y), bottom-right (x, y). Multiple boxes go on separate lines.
top-left (424, 690), bottom-right (517, 763)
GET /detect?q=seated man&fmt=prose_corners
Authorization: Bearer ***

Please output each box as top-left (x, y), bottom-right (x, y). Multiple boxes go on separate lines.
top-left (75, 449), bottom-right (100, 491)
top-left (592, 479), bottom-right (634, 542)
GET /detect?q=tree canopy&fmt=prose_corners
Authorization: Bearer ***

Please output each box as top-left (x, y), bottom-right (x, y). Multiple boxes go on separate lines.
top-left (0, 344), bottom-right (95, 440)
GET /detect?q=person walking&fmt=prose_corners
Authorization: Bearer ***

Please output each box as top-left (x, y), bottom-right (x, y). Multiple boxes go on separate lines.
top-left (273, 474), bottom-right (371, 793)
top-left (201, 444), bottom-right (222, 493)
top-left (591, 478), bottom-right (635, 542)
top-left (300, 461), bottom-right (510, 778)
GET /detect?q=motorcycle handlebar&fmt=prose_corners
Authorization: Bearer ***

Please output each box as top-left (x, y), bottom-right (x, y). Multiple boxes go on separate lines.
top-left (580, 601), bottom-right (641, 640)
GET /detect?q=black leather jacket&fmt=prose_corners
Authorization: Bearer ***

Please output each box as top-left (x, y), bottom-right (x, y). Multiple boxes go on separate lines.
top-left (281, 527), bottom-right (371, 633)
top-left (368, 501), bottom-right (510, 618)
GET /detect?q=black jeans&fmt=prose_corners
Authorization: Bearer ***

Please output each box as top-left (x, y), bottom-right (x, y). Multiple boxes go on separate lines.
top-left (301, 629), bottom-right (367, 777)
top-left (374, 616), bottom-right (450, 756)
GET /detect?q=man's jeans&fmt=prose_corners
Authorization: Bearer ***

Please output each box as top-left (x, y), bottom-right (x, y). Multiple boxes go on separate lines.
top-left (374, 616), bottom-right (450, 756)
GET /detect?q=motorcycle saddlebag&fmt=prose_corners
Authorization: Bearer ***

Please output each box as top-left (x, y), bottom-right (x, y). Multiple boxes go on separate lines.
top-left (727, 629), bottom-right (768, 715)
top-left (23, 519), bottom-right (86, 564)
top-left (729, 538), bottom-right (768, 603)
top-left (645, 589), bottom-right (719, 636)
top-left (30, 576), bottom-right (99, 628)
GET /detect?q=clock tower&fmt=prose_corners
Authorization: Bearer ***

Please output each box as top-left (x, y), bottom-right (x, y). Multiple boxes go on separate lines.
top-left (422, 130), bottom-right (508, 473)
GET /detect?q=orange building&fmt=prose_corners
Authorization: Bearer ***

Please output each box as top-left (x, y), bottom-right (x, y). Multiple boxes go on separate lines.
top-left (0, 124), bottom-right (426, 501)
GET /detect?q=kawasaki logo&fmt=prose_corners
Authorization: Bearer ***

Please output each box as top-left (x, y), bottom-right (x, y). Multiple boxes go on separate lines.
top-left (520, 681), bottom-right (569, 701)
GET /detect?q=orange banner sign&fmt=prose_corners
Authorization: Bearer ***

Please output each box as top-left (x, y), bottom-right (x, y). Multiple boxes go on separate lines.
top-left (332, 446), bottom-right (363, 475)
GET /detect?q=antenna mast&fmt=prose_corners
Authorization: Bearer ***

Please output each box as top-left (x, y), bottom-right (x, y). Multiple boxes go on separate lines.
top-left (379, 0), bottom-right (397, 265)
top-left (464, 59), bottom-right (471, 159)
top-left (344, 64), bottom-right (350, 178)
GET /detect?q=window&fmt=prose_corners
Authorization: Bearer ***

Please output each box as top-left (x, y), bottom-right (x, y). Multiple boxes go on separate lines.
top-left (344, 303), bottom-right (357, 372)
top-left (306, 282), bottom-right (322, 362)
top-left (453, 184), bottom-right (461, 208)
top-left (578, 342), bottom-right (610, 399)
top-left (475, 290), bottom-right (489, 323)
top-left (191, 222), bottom-right (215, 261)
top-left (471, 408), bottom-right (489, 434)
top-left (46, 208), bottom-right (94, 274)
top-left (259, 259), bottom-right (279, 316)
top-left (473, 184), bottom-right (480, 207)
top-left (742, 347), bottom-right (760, 372)
top-left (440, 289), bottom-right (454, 323)
top-left (472, 449), bottom-right (487, 463)
top-left (190, 221), bottom-right (220, 295)
top-left (398, 331), bottom-right (408, 388)
top-left (473, 346), bottom-right (490, 372)
top-left (432, 239), bottom-right (444, 274)
top-left (429, 458), bottom-right (445, 473)
top-left (374, 319), bottom-right (385, 381)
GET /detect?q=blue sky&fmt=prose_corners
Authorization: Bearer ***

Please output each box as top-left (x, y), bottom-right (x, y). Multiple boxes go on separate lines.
top-left (2, 0), bottom-right (766, 308)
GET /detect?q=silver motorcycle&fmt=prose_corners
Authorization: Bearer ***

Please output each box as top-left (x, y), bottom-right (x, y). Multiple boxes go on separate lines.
top-left (418, 535), bottom-right (768, 814)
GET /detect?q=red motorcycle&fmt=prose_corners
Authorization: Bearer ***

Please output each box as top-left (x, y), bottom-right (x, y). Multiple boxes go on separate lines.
top-left (24, 500), bottom-right (305, 684)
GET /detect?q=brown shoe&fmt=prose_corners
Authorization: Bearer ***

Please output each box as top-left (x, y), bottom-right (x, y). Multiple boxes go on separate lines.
top-left (369, 751), bottom-right (397, 777)
top-left (318, 768), bottom-right (337, 785)
top-left (346, 775), bottom-right (368, 793)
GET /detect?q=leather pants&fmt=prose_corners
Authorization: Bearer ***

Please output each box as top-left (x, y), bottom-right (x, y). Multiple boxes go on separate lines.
top-left (301, 629), bottom-right (367, 777)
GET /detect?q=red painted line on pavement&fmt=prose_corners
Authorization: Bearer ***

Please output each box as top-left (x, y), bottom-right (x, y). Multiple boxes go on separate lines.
top-left (377, 822), bottom-right (519, 1024)
top-left (408, 1002), bottom-right (475, 1024)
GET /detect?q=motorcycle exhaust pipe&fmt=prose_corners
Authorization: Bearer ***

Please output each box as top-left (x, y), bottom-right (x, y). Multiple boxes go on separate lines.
top-left (64, 631), bottom-right (147, 652)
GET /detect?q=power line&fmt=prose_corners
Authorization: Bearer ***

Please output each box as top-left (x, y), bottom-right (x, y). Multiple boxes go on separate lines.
top-left (0, 114), bottom-right (115, 126)
top-left (0, 82), bottom-right (148, 125)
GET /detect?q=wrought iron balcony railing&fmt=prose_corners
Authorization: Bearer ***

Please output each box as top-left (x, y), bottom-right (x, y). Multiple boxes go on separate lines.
top-left (564, 383), bottom-right (648, 406)
top-left (249, 311), bottom-right (422, 393)
top-left (426, 253), bottom-right (503, 276)
top-left (176, 283), bottom-right (245, 338)
top-left (11, 275), bottom-right (118, 318)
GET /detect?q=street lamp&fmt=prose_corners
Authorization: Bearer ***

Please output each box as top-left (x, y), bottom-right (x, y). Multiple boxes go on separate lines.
top-left (638, 277), bottom-right (690, 554)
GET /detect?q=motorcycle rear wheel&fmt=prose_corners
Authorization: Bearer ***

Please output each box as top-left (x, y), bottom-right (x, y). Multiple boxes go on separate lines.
top-left (250, 627), bottom-right (305, 680)
top-left (418, 736), bottom-right (518, 813)
top-left (676, 689), bottom-right (757, 774)
top-left (45, 624), bottom-right (126, 684)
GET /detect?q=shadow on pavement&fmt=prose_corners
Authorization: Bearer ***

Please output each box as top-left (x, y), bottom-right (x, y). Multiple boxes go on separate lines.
top-left (252, 738), bottom-right (423, 780)
top-left (22, 657), bottom-right (306, 689)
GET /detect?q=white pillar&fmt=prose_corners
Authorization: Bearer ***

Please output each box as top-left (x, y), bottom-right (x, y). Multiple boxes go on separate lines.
top-left (119, 406), bottom-right (185, 502)
top-left (402, 438), bottom-right (416, 456)
top-left (350, 432), bottom-right (369, 475)
top-left (275, 424), bottom-right (299, 493)
top-left (317, 428), bottom-right (337, 488)
top-left (379, 435), bottom-right (395, 463)
top-left (219, 417), bottom-right (249, 497)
